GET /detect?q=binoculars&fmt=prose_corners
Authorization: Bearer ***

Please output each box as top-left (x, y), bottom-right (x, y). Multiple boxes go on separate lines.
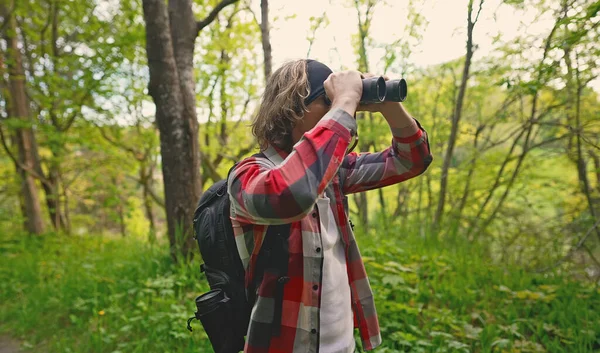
top-left (325, 77), bottom-right (408, 105)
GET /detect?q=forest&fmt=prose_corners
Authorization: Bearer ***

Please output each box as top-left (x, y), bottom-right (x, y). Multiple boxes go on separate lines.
top-left (1, 0), bottom-right (599, 352)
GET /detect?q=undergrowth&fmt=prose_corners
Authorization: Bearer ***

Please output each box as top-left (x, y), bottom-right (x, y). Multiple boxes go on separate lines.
top-left (1, 225), bottom-right (598, 353)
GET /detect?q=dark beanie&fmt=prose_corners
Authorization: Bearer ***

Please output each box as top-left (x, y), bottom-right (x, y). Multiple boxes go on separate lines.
top-left (304, 59), bottom-right (333, 106)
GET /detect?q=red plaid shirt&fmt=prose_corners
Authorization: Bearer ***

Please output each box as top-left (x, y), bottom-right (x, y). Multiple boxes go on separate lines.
top-left (227, 108), bottom-right (432, 352)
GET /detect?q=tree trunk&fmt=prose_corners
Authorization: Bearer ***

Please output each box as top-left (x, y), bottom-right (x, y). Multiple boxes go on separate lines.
top-left (142, 0), bottom-right (238, 260)
top-left (40, 166), bottom-right (67, 231)
top-left (350, 1), bottom-right (376, 228)
top-left (62, 186), bottom-right (71, 234)
top-left (260, 0), bottom-right (272, 81)
top-left (426, 173), bottom-right (433, 226)
top-left (378, 188), bottom-right (386, 218)
top-left (143, 182), bottom-right (156, 234)
top-left (393, 184), bottom-right (410, 217)
top-left (589, 150), bottom-right (600, 192)
top-left (2, 2), bottom-right (45, 235)
top-left (417, 173), bottom-right (424, 237)
top-left (140, 165), bottom-right (156, 234)
top-left (433, 0), bottom-right (482, 229)
top-left (455, 125), bottom-right (483, 222)
top-left (564, 42), bottom-right (600, 242)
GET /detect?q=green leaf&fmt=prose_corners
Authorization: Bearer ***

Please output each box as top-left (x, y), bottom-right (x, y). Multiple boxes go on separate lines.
top-left (382, 275), bottom-right (405, 286)
top-left (491, 338), bottom-right (510, 348)
top-left (447, 340), bottom-right (469, 351)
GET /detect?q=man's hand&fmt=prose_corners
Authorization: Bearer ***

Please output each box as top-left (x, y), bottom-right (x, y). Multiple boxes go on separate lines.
top-left (324, 70), bottom-right (363, 117)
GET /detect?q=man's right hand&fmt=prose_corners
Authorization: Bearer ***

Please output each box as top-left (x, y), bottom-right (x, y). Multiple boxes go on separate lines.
top-left (324, 70), bottom-right (363, 117)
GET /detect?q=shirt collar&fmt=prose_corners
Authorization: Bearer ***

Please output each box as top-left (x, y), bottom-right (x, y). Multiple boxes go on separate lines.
top-left (263, 144), bottom-right (288, 166)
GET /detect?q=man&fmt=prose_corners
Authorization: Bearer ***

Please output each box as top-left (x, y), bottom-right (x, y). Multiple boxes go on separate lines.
top-left (227, 59), bottom-right (432, 353)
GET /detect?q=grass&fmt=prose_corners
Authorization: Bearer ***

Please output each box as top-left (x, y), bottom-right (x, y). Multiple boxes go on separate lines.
top-left (0, 232), bottom-right (212, 352)
top-left (1, 224), bottom-right (598, 353)
top-left (356, 220), bottom-right (600, 352)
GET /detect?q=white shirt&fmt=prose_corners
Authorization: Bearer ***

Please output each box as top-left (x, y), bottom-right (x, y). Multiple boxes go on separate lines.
top-left (316, 194), bottom-right (356, 353)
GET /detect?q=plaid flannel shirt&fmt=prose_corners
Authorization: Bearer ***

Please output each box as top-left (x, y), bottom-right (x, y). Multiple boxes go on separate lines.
top-left (227, 108), bottom-right (432, 353)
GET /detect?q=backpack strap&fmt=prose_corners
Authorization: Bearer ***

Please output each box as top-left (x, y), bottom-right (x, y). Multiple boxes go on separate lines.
top-left (247, 223), bottom-right (291, 337)
top-left (232, 151), bottom-right (291, 337)
top-left (269, 223), bottom-right (291, 337)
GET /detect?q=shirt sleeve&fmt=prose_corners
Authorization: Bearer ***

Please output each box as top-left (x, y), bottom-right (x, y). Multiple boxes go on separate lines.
top-left (227, 108), bottom-right (358, 225)
top-left (339, 117), bottom-right (432, 195)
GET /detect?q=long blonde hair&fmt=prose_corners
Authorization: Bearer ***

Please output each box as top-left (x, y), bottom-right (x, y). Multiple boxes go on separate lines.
top-left (251, 59), bottom-right (310, 152)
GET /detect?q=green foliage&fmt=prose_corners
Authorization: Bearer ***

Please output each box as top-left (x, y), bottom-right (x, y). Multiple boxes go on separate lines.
top-left (0, 232), bottom-right (212, 352)
top-left (354, 223), bottom-right (600, 352)
top-left (1, 226), bottom-right (598, 352)
top-left (1, 0), bottom-right (600, 349)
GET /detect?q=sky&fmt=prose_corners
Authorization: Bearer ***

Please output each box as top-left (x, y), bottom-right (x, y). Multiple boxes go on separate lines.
top-left (253, 0), bottom-right (599, 90)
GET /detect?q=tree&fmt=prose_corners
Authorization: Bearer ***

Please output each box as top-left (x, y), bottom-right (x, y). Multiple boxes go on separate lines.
top-left (197, 1), bottom-right (262, 188)
top-left (260, 0), bottom-right (272, 81)
top-left (433, 0), bottom-right (484, 230)
top-left (142, 0), bottom-right (239, 260)
top-left (352, 0), bottom-right (378, 227)
top-left (0, 1), bottom-right (45, 235)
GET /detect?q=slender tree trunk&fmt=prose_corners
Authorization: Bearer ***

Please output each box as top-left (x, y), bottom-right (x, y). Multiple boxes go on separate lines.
top-left (2, 2), bottom-right (45, 235)
top-left (434, 0), bottom-right (483, 229)
top-left (455, 125), bottom-right (483, 222)
top-left (574, 88), bottom-right (599, 241)
top-left (15, 132), bottom-right (45, 234)
top-left (426, 173), bottom-right (433, 226)
top-left (17, 191), bottom-right (27, 231)
top-left (118, 201), bottom-right (126, 238)
top-left (260, 0), bottom-right (272, 81)
top-left (393, 185), bottom-right (410, 217)
top-left (142, 0), bottom-right (238, 260)
top-left (29, 127), bottom-right (67, 232)
top-left (350, 1), bottom-right (376, 228)
top-left (143, 182), bottom-right (156, 234)
top-left (62, 186), bottom-right (71, 234)
top-left (139, 165), bottom-right (156, 234)
top-left (565, 44), bottom-right (600, 242)
top-left (417, 174), bottom-right (424, 237)
top-left (41, 165), bottom-right (67, 231)
top-left (378, 188), bottom-right (386, 218)
top-left (7, 133), bottom-right (34, 233)
top-left (589, 150), bottom-right (600, 192)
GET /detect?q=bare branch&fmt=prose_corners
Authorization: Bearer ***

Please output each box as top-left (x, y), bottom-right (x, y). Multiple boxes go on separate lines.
top-left (146, 182), bottom-right (165, 208)
top-left (582, 243), bottom-right (600, 270)
top-left (0, 124), bottom-right (52, 187)
top-left (60, 90), bottom-right (95, 131)
top-left (534, 217), bottom-right (600, 273)
top-left (93, 121), bottom-right (144, 161)
top-left (196, 0), bottom-right (239, 34)
top-left (125, 173), bottom-right (165, 208)
top-left (0, 124), bottom-right (19, 167)
top-left (473, 0), bottom-right (484, 25)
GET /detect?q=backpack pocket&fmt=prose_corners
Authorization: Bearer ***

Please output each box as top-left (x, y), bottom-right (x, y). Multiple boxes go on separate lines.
top-left (201, 264), bottom-right (251, 342)
top-left (188, 288), bottom-right (244, 353)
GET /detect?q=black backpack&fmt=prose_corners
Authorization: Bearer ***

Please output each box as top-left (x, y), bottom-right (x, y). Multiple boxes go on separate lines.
top-left (186, 155), bottom-right (290, 353)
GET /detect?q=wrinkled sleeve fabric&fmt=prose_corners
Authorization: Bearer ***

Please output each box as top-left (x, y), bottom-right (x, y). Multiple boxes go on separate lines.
top-left (339, 117), bottom-right (432, 195)
top-left (228, 108), bottom-right (358, 225)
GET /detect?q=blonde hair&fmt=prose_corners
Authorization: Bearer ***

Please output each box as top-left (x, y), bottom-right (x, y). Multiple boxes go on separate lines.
top-left (251, 59), bottom-right (310, 152)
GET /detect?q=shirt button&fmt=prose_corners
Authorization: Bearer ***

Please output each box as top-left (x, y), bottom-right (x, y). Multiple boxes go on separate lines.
top-left (313, 284), bottom-right (318, 290)
top-left (316, 247), bottom-right (321, 253)
top-left (311, 328), bottom-right (317, 334)
top-left (312, 212), bottom-right (317, 218)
